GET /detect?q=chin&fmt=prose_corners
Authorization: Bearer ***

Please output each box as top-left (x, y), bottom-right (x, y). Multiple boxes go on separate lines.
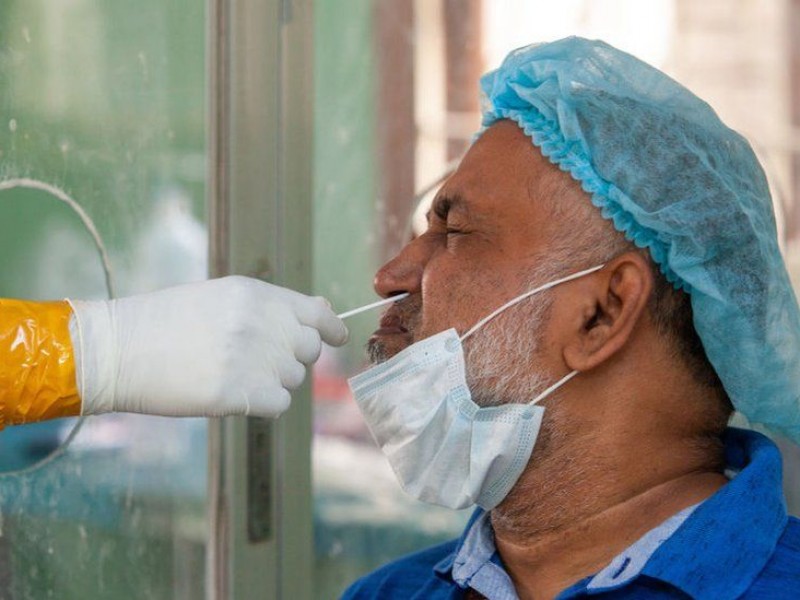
top-left (366, 334), bottom-right (412, 364)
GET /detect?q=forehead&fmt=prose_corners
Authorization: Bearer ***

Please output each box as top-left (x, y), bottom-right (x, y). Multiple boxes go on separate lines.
top-left (432, 120), bottom-right (563, 218)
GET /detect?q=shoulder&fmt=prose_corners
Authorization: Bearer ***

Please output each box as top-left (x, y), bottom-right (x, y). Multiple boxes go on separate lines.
top-left (767, 516), bottom-right (800, 570)
top-left (741, 516), bottom-right (800, 598)
top-left (780, 516), bottom-right (800, 546)
top-left (340, 539), bottom-right (459, 599)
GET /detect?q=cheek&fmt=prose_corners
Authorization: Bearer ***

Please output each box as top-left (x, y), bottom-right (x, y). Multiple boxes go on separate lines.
top-left (418, 253), bottom-right (514, 336)
top-left (417, 260), bottom-right (461, 336)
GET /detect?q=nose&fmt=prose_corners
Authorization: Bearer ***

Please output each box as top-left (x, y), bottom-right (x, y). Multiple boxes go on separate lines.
top-left (373, 237), bottom-right (433, 299)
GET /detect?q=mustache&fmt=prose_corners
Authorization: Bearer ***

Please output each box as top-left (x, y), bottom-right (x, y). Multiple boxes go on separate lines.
top-left (366, 294), bottom-right (422, 364)
top-left (380, 294), bottom-right (423, 334)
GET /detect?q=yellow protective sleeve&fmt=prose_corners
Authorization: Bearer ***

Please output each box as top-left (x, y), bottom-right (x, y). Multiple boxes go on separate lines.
top-left (0, 299), bottom-right (82, 429)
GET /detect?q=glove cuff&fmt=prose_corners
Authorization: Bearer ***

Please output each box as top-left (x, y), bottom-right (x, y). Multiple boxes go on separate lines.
top-left (67, 299), bottom-right (117, 415)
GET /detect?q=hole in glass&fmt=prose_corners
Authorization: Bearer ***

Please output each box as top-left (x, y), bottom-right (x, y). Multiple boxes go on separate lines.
top-left (0, 178), bottom-right (114, 474)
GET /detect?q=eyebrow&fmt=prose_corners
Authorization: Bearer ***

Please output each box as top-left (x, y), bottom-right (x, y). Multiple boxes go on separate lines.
top-left (427, 192), bottom-right (467, 223)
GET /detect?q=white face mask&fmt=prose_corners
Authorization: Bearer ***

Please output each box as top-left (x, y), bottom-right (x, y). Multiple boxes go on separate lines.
top-left (348, 264), bottom-right (604, 511)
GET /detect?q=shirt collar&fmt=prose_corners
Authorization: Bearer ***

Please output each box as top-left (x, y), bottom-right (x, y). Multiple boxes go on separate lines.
top-left (639, 427), bottom-right (788, 599)
top-left (586, 502), bottom-right (700, 591)
top-left (438, 510), bottom-right (518, 599)
top-left (433, 427), bottom-right (788, 599)
top-left (433, 508), bottom-right (484, 580)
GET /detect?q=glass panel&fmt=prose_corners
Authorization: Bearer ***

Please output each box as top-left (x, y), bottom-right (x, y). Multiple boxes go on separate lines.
top-left (0, 1), bottom-right (208, 597)
top-left (312, 1), bottom-right (800, 595)
top-left (0, 183), bottom-right (110, 472)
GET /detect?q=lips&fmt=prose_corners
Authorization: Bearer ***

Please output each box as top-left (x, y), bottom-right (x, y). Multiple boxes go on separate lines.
top-left (367, 300), bottom-right (420, 363)
top-left (374, 311), bottom-right (409, 336)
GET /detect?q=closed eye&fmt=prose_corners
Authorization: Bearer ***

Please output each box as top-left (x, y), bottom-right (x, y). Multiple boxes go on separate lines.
top-left (444, 228), bottom-right (470, 248)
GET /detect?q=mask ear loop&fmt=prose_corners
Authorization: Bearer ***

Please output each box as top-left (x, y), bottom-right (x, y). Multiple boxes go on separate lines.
top-left (529, 370), bottom-right (579, 406)
top-left (458, 263), bottom-right (605, 406)
top-left (459, 264), bottom-right (606, 342)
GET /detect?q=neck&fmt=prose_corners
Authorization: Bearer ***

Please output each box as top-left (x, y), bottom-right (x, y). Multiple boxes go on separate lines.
top-left (490, 391), bottom-right (728, 600)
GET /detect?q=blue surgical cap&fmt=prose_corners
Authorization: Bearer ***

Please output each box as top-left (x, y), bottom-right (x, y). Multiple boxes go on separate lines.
top-left (479, 36), bottom-right (800, 444)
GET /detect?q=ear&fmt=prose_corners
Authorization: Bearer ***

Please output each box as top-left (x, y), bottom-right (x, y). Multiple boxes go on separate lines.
top-left (562, 252), bottom-right (653, 372)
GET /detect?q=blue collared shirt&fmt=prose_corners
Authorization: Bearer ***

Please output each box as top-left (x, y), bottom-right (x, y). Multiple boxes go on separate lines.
top-left (342, 428), bottom-right (800, 599)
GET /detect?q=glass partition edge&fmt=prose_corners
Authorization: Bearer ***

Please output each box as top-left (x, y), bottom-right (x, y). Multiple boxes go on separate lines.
top-left (207, 0), bottom-right (314, 598)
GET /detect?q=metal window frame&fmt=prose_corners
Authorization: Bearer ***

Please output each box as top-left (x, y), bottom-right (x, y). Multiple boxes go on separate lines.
top-left (207, 0), bottom-right (314, 597)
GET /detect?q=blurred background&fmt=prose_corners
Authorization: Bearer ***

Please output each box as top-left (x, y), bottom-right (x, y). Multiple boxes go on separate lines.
top-left (0, 0), bottom-right (798, 598)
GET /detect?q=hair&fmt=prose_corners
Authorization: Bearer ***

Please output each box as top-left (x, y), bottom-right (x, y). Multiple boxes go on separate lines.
top-left (534, 168), bottom-right (734, 434)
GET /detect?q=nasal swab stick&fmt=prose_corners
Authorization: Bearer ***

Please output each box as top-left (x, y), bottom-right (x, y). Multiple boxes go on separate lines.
top-left (337, 293), bottom-right (410, 320)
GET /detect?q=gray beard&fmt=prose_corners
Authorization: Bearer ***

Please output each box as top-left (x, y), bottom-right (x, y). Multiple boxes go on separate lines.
top-left (366, 341), bottom-right (390, 365)
top-left (463, 290), bottom-right (553, 407)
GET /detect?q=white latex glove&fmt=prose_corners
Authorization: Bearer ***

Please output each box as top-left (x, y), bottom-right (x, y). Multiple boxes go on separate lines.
top-left (67, 276), bottom-right (348, 418)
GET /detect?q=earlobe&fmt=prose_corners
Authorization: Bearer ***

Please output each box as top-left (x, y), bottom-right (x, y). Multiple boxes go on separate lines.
top-left (563, 253), bottom-right (653, 373)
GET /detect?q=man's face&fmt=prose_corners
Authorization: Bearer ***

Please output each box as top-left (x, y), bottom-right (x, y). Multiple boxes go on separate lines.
top-left (369, 121), bottom-right (567, 381)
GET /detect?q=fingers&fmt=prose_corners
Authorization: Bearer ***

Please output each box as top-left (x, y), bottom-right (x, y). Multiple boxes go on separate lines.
top-left (293, 296), bottom-right (349, 347)
top-left (294, 325), bottom-right (323, 365)
top-left (243, 355), bottom-right (306, 418)
top-left (250, 280), bottom-right (348, 347)
top-left (245, 385), bottom-right (291, 418)
top-left (278, 357), bottom-right (307, 390)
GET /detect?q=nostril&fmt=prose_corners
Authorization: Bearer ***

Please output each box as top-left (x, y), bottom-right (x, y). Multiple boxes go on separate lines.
top-left (374, 270), bottom-right (413, 299)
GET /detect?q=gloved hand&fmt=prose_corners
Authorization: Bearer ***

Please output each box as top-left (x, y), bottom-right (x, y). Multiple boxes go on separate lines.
top-left (67, 276), bottom-right (348, 419)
